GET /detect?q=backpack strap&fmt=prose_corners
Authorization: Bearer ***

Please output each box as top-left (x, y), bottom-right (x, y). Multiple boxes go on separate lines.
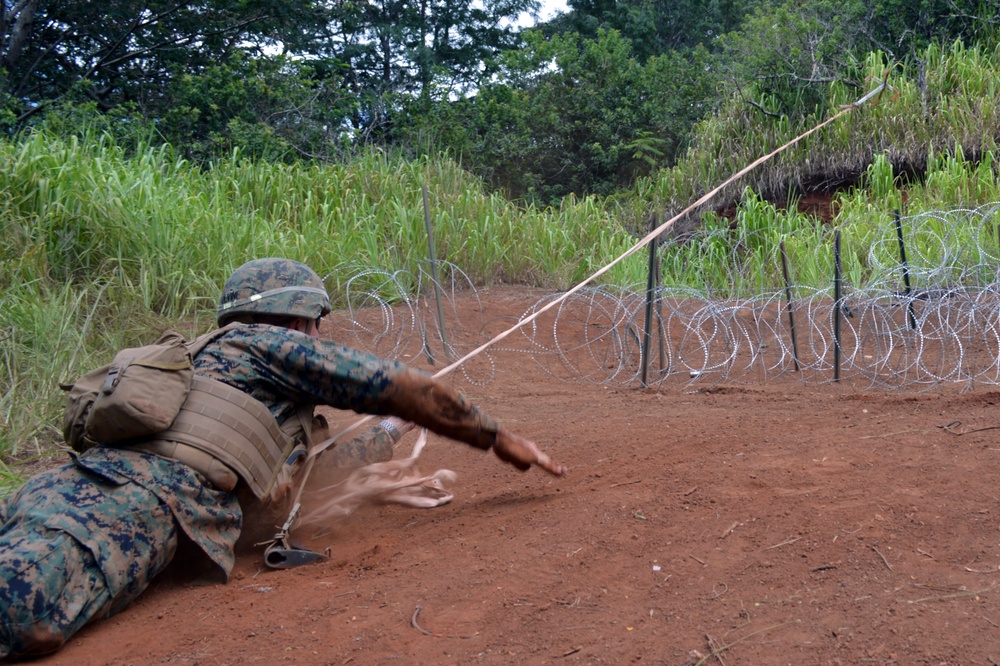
top-left (185, 322), bottom-right (245, 357)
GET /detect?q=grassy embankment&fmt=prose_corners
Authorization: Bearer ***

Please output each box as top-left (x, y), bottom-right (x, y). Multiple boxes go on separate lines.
top-left (4, 38), bottom-right (1000, 489)
top-left (624, 44), bottom-right (1000, 294)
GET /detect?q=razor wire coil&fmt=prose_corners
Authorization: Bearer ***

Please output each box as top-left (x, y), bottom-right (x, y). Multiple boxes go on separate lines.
top-left (328, 204), bottom-right (1000, 391)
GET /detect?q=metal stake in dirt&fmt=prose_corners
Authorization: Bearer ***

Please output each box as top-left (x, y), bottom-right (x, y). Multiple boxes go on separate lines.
top-left (894, 210), bottom-right (917, 330)
top-left (422, 185), bottom-right (452, 362)
top-left (779, 240), bottom-right (800, 372)
top-left (654, 235), bottom-right (667, 373)
top-left (640, 230), bottom-right (658, 387)
top-left (833, 229), bottom-right (842, 382)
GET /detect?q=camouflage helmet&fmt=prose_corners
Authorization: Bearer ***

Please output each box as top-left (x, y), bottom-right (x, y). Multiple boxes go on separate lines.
top-left (217, 258), bottom-right (332, 326)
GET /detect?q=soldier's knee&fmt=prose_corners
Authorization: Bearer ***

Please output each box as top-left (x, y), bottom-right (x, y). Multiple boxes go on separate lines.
top-left (0, 623), bottom-right (68, 659)
top-left (0, 528), bottom-right (111, 659)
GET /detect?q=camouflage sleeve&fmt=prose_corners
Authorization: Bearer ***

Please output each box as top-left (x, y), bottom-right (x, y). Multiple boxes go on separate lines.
top-left (195, 325), bottom-right (403, 420)
top-left (316, 423), bottom-right (396, 470)
top-left (196, 325), bottom-right (499, 451)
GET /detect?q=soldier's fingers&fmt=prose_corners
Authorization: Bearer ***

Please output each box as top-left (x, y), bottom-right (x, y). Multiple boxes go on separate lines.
top-left (534, 451), bottom-right (566, 477)
top-left (510, 439), bottom-right (564, 476)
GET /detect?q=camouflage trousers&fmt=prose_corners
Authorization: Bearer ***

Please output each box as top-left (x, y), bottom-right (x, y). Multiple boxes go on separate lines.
top-left (0, 448), bottom-right (237, 659)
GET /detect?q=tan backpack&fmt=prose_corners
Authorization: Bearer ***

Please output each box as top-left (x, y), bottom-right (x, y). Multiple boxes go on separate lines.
top-left (61, 325), bottom-right (238, 451)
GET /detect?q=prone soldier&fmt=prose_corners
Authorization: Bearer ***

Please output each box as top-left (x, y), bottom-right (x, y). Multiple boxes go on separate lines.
top-left (0, 258), bottom-right (564, 658)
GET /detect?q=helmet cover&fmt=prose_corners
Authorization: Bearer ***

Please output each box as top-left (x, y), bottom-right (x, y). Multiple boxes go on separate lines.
top-left (217, 258), bottom-right (332, 326)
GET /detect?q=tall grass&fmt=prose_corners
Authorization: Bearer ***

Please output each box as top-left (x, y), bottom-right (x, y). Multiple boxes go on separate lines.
top-left (0, 130), bottom-right (644, 480)
top-left (653, 147), bottom-right (1000, 299)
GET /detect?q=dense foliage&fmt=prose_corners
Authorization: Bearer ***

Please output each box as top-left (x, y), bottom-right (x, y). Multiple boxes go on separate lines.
top-left (4, 1), bottom-right (1000, 201)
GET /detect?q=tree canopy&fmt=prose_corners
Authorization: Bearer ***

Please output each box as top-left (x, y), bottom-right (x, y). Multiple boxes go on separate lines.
top-left (3, 0), bottom-right (999, 201)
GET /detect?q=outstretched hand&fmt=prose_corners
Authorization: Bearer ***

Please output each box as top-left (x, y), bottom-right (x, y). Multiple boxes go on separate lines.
top-left (492, 428), bottom-right (566, 476)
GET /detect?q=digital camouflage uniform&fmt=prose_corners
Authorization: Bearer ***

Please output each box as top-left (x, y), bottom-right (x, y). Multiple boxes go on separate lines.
top-left (0, 322), bottom-right (498, 658)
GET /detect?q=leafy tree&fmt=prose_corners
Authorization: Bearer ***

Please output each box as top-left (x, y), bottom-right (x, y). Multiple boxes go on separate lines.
top-left (855, 0), bottom-right (1000, 59)
top-left (714, 0), bottom-right (1000, 122)
top-left (0, 68), bottom-right (16, 130)
top-left (311, 0), bottom-right (538, 142)
top-left (0, 0), bottom-right (539, 153)
top-left (538, 0), bottom-right (1000, 128)
top-left (540, 0), bottom-right (766, 61)
top-left (403, 29), bottom-right (720, 203)
top-left (158, 53), bottom-right (358, 162)
top-left (0, 0), bottom-right (326, 127)
top-left (717, 0), bottom-right (866, 118)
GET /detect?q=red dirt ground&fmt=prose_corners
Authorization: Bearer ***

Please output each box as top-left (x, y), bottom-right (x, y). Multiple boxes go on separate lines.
top-left (28, 288), bottom-right (1000, 665)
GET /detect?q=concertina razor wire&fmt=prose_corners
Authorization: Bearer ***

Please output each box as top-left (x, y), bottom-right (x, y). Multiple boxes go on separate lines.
top-left (326, 203), bottom-right (1000, 393)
